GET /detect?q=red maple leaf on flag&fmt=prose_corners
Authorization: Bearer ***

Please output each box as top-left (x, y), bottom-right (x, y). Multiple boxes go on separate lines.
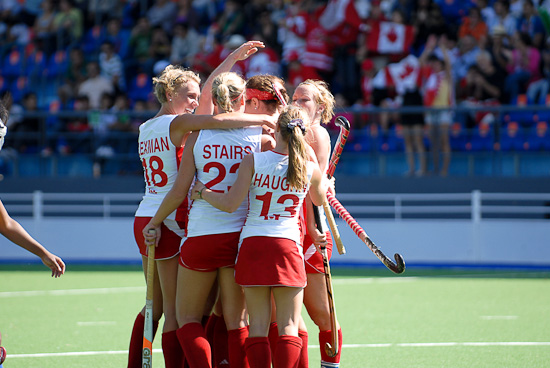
top-left (386, 26), bottom-right (398, 43)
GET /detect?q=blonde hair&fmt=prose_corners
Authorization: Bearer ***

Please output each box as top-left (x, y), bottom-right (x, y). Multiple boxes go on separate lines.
top-left (152, 65), bottom-right (201, 104)
top-left (212, 72), bottom-right (246, 113)
top-left (278, 106), bottom-right (310, 190)
top-left (298, 79), bottom-right (335, 124)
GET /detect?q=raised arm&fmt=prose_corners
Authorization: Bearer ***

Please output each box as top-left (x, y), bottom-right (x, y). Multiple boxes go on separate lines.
top-left (142, 132), bottom-right (198, 245)
top-left (196, 41), bottom-right (265, 115)
top-left (0, 200), bottom-right (65, 277)
top-left (190, 154), bottom-right (254, 213)
top-left (171, 111), bottom-right (277, 137)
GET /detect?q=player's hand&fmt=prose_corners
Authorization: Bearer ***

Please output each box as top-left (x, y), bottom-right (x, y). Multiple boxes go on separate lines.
top-left (230, 41), bottom-right (265, 61)
top-left (190, 181), bottom-right (206, 200)
top-left (310, 229), bottom-right (328, 254)
top-left (41, 252), bottom-right (66, 278)
top-left (143, 222), bottom-right (161, 247)
top-left (325, 176), bottom-right (336, 195)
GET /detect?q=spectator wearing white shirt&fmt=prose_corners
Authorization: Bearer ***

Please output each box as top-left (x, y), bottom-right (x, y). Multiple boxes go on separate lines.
top-left (99, 41), bottom-right (125, 92)
top-left (78, 61), bottom-right (114, 109)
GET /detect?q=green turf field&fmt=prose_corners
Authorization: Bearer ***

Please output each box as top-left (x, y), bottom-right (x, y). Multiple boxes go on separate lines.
top-left (0, 265), bottom-right (549, 368)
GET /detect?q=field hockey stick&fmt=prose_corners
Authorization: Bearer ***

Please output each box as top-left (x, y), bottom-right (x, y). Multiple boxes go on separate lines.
top-left (326, 192), bottom-right (406, 274)
top-left (313, 208), bottom-right (339, 357)
top-left (323, 116), bottom-right (351, 255)
top-left (142, 229), bottom-right (156, 368)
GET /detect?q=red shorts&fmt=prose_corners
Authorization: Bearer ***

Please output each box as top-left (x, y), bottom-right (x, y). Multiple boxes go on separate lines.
top-left (235, 236), bottom-right (306, 288)
top-left (179, 232), bottom-right (240, 272)
top-left (303, 231), bottom-right (333, 274)
top-left (134, 217), bottom-right (185, 260)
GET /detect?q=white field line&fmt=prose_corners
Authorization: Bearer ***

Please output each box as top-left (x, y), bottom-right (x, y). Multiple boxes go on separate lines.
top-left (0, 279), bottom-right (417, 298)
top-left (7, 342), bottom-right (550, 358)
top-left (76, 321), bottom-right (117, 326)
top-left (480, 315), bottom-right (519, 320)
top-left (0, 286), bottom-right (144, 298)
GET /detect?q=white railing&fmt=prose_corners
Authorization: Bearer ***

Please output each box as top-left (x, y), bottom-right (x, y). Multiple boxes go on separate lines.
top-left (3, 191), bottom-right (550, 222)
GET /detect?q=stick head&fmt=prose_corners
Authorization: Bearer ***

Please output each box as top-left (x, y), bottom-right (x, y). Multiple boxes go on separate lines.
top-left (271, 81), bottom-right (287, 107)
top-left (335, 116), bottom-right (350, 131)
top-left (324, 342), bottom-right (337, 357)
top-left (391, 253), bottom-right (406, 274)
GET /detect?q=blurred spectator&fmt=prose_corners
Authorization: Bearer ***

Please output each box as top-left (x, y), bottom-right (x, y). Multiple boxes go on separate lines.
top-left (486, 0), bottom-right (517, 36)
top-left (78, 61), bottom-right (114, 109)
top-left (421, 35), bottom-right (454, 176)
top-left (10, 92), bottom-right (41, 153)
top-left (99, 41), bottom-right (125, 92)
top-left (464, 51), bottom-right (506, 103)
top-left (434, 0), bottom-right (476, 27)
top-left (359, 59), bottom-right (377, 105)
top-left (62, 94), bottom-right (91, 154)
top-left (412, 0), bottom-right (448, 52)
top-left (148, 27), bottom-right (172, 67)
top-left (52, 0), bottom-right (83, 49)
top-left (170, 22), bottom-right (200, 67)
top-left (452, 35), bottom-right (481, 81)
top-left (104, 18), bottom-right (130, 60)
top-left (504, 32), bottom-right (541, 102)
top-left (279, 1), bottom-right (307, 64)
top-left (32, 0), bottom-right (57, 54)
top-left (459, 7), bottom-right (489, 44)
top-left (86, 0), bottom-right (121, 27)
top-left (128, 17), bottom-right (153, 65)
top-left (527, 46), bottom-right (550, 102)
top-left (147, 0), bottom-right (177, 34)
top-left (516, 0), bottom-right (546, 49)
top-left (245, 34), bottom-right (281, 79)
top-left (174, 0), bottom-right (200, 31)
top-left (63, 47), bottom-right (86, 98)
top-left (216, 0), bottom-right (246, 38)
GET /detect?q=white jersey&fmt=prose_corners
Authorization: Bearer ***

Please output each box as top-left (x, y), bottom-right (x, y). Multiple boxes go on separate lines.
top-left (135, 115), bottom-right (187, 222)
top-left (188, 126), bottom-right (262, 237)
top-left (241, 150), bottom-right (314, 244)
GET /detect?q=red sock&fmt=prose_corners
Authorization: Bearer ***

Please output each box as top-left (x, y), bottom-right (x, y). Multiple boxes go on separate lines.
top-left (228, 327), bottom-right (249, 368)
top-left (244, 336), bottom-right (271, 368)
top-left (204, 314), bottom-right (219, 364)
top-left (297, 330), bottom-right (309, 368)
top-left (267, 322), bottom-right (278, 365)
top-left (128, 312), bottom-right (159, 368)
top-left (176, 323), bottom-right (211, 368)
top-left (212, 315), bottom-right (229, 367)
top-left (162, 330), bottom-right (185, 368)
top-left (274, 335), bottom-right (302, 368)
top-left (319, 328), bottom-right (342, 364)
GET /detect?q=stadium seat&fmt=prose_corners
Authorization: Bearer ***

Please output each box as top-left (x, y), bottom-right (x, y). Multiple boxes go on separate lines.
top-left (382, 124), bottom-right (405, 152)
top-left (450, 122), bottom-right (468, 151)
top-left (468, 123), bottom-right (494, 151)
top-left (499, 122), bottom-right (527, 151)
top-left (45, 50), bottom-right (69, 79)
top-left (25, 50), bottom-right (48, 80)
top-left (0, 75), bottom-right (7, 94)
top-left (1, 48), bottom-right (24, 80)
top-left (128, 73), bottom-right (153, 102)
top-left (525, 121), bottom-right (550, 151)
top-left (502, 94), bottom-right (536, 127)
top-left (9, 76), bottom-right (30, 103)
top-left (82, 25), bottom-right (105, 55)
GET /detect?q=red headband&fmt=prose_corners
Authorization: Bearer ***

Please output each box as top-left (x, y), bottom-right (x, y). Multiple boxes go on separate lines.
top-left (246, 88), bottom-right (275, 101)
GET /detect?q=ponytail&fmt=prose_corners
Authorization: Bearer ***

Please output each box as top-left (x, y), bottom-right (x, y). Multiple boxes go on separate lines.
top-left (212, 72), bottom-right (246, 113)
top-left (278, 106), bottom-right (309, 190)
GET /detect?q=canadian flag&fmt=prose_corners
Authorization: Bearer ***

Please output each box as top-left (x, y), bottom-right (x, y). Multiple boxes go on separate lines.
top-left (367, 21), bottom-right (415, 55)
top-left (372, 55), bottom-right (421, 95)
top-left (318, 0), bottom-right (362, 32)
